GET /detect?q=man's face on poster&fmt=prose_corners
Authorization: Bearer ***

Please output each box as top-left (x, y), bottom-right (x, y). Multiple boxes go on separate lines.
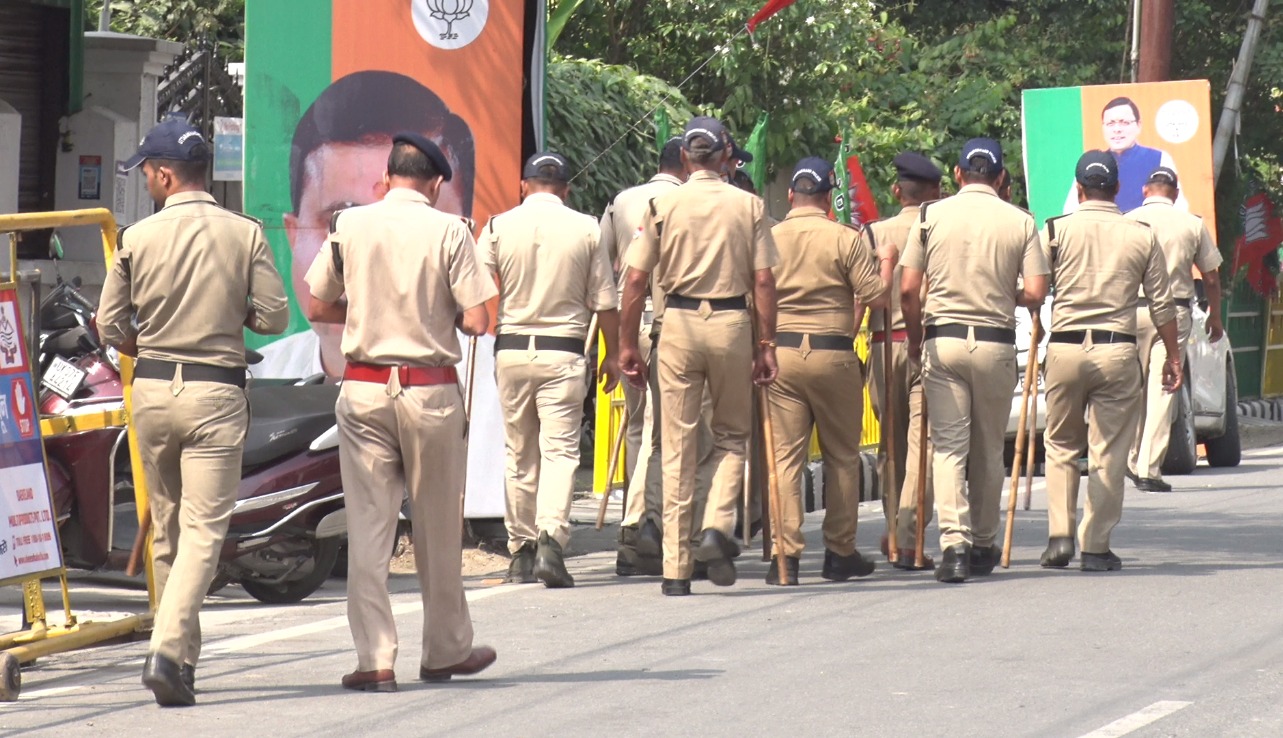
top-left (1102, 103), bottom-right (1141, 153)
top-left (282, 138), bottom-right (466, 354)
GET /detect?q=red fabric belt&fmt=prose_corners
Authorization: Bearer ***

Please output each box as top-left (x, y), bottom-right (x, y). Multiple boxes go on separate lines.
top-left (870, 330), bottom-right (909, 343)
top-left (343, 362), bottom-right (458, 386)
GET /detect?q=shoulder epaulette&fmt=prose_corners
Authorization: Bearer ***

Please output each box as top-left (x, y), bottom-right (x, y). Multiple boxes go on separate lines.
top-left (114, 225), bottom-right (132, 279)
top-left (1045, 213), bottom-right (1069, 242)
top-left (459, 216), bottom-right (475, 231)
top-left (329, 210), bottom-right (343, 233)
top-left (215, 205), bottom-right (263, 227)
top-left (647, 197), bottom-right (663, 238)
top-left (116, 223), bottom-right (132, 246)
top-left (918, 199), bottom-right (940, 222)
top-left (860, 222), bottom-right (877, 252)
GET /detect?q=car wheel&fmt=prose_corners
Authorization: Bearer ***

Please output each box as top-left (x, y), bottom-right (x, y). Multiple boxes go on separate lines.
top-left (1204, 362), bottom-right (1241, 467)
top-left (1161, 380), bottom-right (1198, 476)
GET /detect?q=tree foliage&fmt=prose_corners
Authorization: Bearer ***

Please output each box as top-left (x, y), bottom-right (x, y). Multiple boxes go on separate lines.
top-left (545, 56), bottom-right (699, 216)
top-left (85, 0), bottom-right (246, 60)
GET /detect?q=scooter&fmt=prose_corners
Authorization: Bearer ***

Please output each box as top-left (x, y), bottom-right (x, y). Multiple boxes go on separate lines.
top-left (37, 278), bottom-right (348, 604)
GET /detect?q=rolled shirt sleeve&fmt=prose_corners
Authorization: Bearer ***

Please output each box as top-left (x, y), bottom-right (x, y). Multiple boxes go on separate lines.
top-left (901, 220), bottom-right (926, 271)
top-left (1141, 234), bottom-right (1178, 328)
top-left (475, 220), bottom-right (499, 277)
top-left (750, 196), bottom-right (780, 271)
top-left (305, 233), bottom-right (346, 304)
top-left (247, 227), bottom-right (290, 335)
top-left (846, 226), bottom-right (885, 306)
top-left (96, 242), bottom-right (137, 349)
top-left (1020, 219), bottom-right (1051, 278)
top-left (1194, 222), bottom-right (1223, 274)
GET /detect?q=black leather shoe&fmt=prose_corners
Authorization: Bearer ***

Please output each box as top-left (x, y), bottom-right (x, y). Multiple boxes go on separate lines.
top-left (534, 532), bottom-right (575, 588)
top-left (181, 664), bottom-right (195, 692)
top-left (694, 529), bottom-right (739, 587)
top-left (1040, 536), bottom-right (1075, 568)
top-left (935, 544), bottom-right (971, 584)
top-left (1135, 477), bottom-right (1172, 493)
top-left (661, 578), bottom-right (691, 596)
top-left (821, 549), bottom-right (876, 581)
top-left (1125, 469), bottom-right (1141, 485)
top-left (505, 543), bottom-right (536, 583)
top-left (142, 653), bottom-right (195, 707)
top-left (691, 560), bottom-right (709, 581)
top-left (1081, 550), bottom-right (1123, 572)
top-left (638, 519), bottom-right (663, 559)
top-left (765, 555), bottom-right (800, 585)
top-left (969, 545), bottom-right (1002, 576)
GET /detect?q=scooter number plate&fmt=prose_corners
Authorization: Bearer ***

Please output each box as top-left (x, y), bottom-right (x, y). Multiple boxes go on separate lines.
top-left (42, 356), bottom-right (87, 400)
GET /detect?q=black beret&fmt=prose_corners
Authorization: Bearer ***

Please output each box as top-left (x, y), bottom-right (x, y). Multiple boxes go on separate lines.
top-left (392, 131), bottom-right (453, 182)
top-left (893, 152), bottom-right (942, 183)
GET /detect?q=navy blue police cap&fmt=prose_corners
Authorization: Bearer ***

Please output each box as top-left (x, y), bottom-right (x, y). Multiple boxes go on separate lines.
top-left (958, 137), bottom-right (1004, 172)
top-left (522, 152), bottom-right (571, 182)
top-left (1146, 165), bottom-right (1178, 187)
top-left (893, 152), bottom-right (942, 183)
top-left (683, 116), bottom-right (729, 152)
top-left (392, 131), bottom-right (453, 182)
top-left (121, 117), bottom-right (208, 172)
top-left (1075, 150), bottom-right (1119, 188)
top-left (727, 134), bottom-right (754, 164)
top-left (791, 156), bottom-right (837, 194)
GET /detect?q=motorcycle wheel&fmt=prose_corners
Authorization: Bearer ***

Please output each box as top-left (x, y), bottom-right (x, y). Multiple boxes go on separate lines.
top-left (240, 536), bottom-right (340, 605)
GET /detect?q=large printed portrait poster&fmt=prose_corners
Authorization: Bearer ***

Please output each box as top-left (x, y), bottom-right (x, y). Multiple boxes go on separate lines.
top-left (1022, 80), bottom-right (1216, 235)
top-left (244, 0), bottom-right (544, 516)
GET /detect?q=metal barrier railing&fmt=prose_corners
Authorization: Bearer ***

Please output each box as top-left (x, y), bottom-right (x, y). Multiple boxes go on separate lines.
top-left (0, 208), bottom-right (154, 701)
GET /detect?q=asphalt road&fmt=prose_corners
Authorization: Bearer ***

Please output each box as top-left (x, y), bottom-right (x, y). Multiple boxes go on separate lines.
top-left (3, 445), bottom-right (1283, 737)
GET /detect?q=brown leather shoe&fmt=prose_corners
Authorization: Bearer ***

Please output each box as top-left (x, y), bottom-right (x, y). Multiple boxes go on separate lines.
top-left (341, 668), bottom-right (397, 692)
top-left (420, 646), bottom-right (497, 682)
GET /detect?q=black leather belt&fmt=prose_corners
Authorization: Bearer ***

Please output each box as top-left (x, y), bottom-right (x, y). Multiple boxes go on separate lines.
top-left (494, 334), bottom-right (584, 355)
top-left (1049, 330), bottom-right (1136, 345)
top-left (1138, 296), bottom-right (1194, 309)
top-left (665, 294), bottom-right (748, 311)
top-left (924, 324), bottom-right (1016, 343)
top-left (135, 358), bottom-right (247, 388)
top-left (776, 332), bottom-right (854, 351)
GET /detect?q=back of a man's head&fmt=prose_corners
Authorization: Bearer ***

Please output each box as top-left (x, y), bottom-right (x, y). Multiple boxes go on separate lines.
top-left (387, 141), bottom-right (442, 181)
top-left (658, 138), bottom-right (684, 174)
top-left (289, 70), bottom-right (474, 215)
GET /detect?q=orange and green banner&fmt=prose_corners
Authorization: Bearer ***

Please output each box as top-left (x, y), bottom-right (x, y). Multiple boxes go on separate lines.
top-left (244, 0), bottom-right (544, 517)
top-left (1022, 80), bottom-right (1216, 234)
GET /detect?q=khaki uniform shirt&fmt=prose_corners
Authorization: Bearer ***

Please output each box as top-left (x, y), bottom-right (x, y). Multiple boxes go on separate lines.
top-left (771, 207), bottom-right (883, 336)
top-left (599, 173), bottom-right (684, 270)
top-left (866, 205), bottom-right (918, 332)
top-left (1125, 196), bottom-right (1222, 300)
top-left (625, 170), bottom-right (779, 298)
top-left (1045, 200), bottom-right (1176, 334)
top-left (98, 191), bottom-right (289, 368)
top-left (478, 192), bottom-right (616, 340)
top-left (902, 184), bottom-right (1049, 329)
top-left (305, 187), bottom-right (496, 366)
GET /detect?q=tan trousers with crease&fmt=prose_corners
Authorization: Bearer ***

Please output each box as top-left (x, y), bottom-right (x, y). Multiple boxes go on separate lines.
top-left (868, 341), bottom-right (935, 548)
top-left (338, 379), bottom-right (473, 672)
top-left (1128, 307), bottom-right (1192, 480)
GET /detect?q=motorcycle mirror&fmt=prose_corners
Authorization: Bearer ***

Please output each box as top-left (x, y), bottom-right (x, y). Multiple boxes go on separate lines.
top-left (49, 233), bottom-right (64, 260)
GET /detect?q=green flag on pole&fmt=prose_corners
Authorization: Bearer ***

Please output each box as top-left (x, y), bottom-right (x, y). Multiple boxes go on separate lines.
top-left (655, 107), bottom-right (670, 157)
top-left (832, 130), bottom-right (853, 224)
top-left (744, 113), bottom-right (769, 192)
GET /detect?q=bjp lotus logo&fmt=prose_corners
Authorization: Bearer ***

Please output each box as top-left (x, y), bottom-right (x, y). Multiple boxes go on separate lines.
top-left (413, 0), bottom-right (488, 50)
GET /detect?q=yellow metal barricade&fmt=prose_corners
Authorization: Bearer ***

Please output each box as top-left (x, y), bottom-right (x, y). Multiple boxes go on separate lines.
top-left (0, 208), bottom-right (154, 701)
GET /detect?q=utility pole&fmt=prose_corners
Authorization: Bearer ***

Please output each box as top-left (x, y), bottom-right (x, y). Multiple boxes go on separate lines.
top-left (1129, 0), bottom-right (1142, 82)
top-left (1213, 0), bottom-right (1271, 184)
top-left (1137, 0), bottom-right (1174, 82)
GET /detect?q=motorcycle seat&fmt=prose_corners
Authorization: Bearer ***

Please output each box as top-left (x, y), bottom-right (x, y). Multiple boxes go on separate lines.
top-left (243, 384), bottom-right (341, 469)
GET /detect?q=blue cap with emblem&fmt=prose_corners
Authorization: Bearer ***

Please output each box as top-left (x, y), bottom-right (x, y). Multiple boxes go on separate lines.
top-left (522, 151), bottom-right (571, 182)
top-left (120, 117), bottom-right (208, 172)
top-left (958, 137), bottom-right (1004, 173)
top-left (790, 156), bottom-right (836, 194)
top-left (1146, 165), bottom-right (1178, 186)
top-left (683, 116), bottom-right (729, 153)
top-left (392, 131), bottom-right (453, 182)
top-left (1075, 150), bottom-right (1119, 188)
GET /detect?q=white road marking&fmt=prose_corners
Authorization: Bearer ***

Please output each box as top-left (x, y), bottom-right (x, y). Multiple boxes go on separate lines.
top-left (1077, 700), bottom-right (1192, 738)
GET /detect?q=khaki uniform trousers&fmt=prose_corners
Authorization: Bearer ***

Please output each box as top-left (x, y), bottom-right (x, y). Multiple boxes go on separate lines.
top-left (1044, 341), bottom-right (1142, 553)
top-left (868, 341), bottom-right (935, 548)
top-left (657, 307), bottom-right (753, 579)
top-left (767, 344), bottom-right (863, 557)
top-left (1128, 306), bottom-right (1192, 479)
top-left (922, 335), bottom-right (1016, 550)
top-left (495, 347), bottom-right (589, 552)
top-left (337, 379), bottom-right (473, 672)
top-left (132, 376), bottom-right (247, 666)
top-left (622, 327), bottom-right (715, 533)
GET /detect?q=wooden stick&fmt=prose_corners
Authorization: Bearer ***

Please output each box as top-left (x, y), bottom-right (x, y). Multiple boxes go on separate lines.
top-left (595, 405), bottom-right (629, 529)
top-left (758, 385), bottom-right (790, 584)
top-left (1020, 365), bottom-right (1038, 512)
top-left (882, 311), bottom-right (900, 563)
top-left (464, 336), bottom-right (478, 433)
top-left (125, 504), bottom-right (151, 577)
top-left (1002, 314), bottom-right (1042, 568)
top-left (913, 382), bottom-right (929, 569)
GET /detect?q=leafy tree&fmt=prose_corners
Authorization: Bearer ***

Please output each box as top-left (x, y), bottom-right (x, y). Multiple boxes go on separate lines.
top-left (84, 0), bottom-right (246, 60)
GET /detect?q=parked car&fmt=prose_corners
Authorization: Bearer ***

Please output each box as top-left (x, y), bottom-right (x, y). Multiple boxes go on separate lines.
top-left (1004, 281), bottom-right (1240, 473)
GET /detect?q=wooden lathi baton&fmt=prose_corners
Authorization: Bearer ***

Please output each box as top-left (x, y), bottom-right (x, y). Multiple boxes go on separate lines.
top-left (758, 385), bottom-right (790, 584)
top-left (125, 505), bottom-right (151, 577)
top-left (882, 310), bottom-right (900, 563)
top-left (1021, 368), bottom-right (1038, 512)
top-left (595, 406), bottom-right (630, 529)
top-left (1002, 313), bottom-right (1042, 568)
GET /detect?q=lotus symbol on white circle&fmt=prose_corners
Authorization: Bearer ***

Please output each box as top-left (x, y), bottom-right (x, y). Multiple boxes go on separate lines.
top-left (424, 0), bottom-right (474, 40)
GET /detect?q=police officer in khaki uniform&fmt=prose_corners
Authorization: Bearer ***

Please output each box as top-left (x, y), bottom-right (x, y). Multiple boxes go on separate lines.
top-left (479, 152), bottom-right (620, 588)
top-left (618, 116), bottom-right (780, 596)
top-left (600, 139), bottom-right (717, 577)
top-left (901, 138), bottom-right (1050, 584)
top-left (866, 152), bottom-right (941, 570)
top-left (97, 119), bottom-right (290, 706)
top-left (1040, 152), bottom-right (1182, 571)
top-left (765, 157), bottom-right (895, 585)
top-left (306, 132), bottom-right (497, 691)
top-left (1126, 166), bottom-right (1225, 492)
